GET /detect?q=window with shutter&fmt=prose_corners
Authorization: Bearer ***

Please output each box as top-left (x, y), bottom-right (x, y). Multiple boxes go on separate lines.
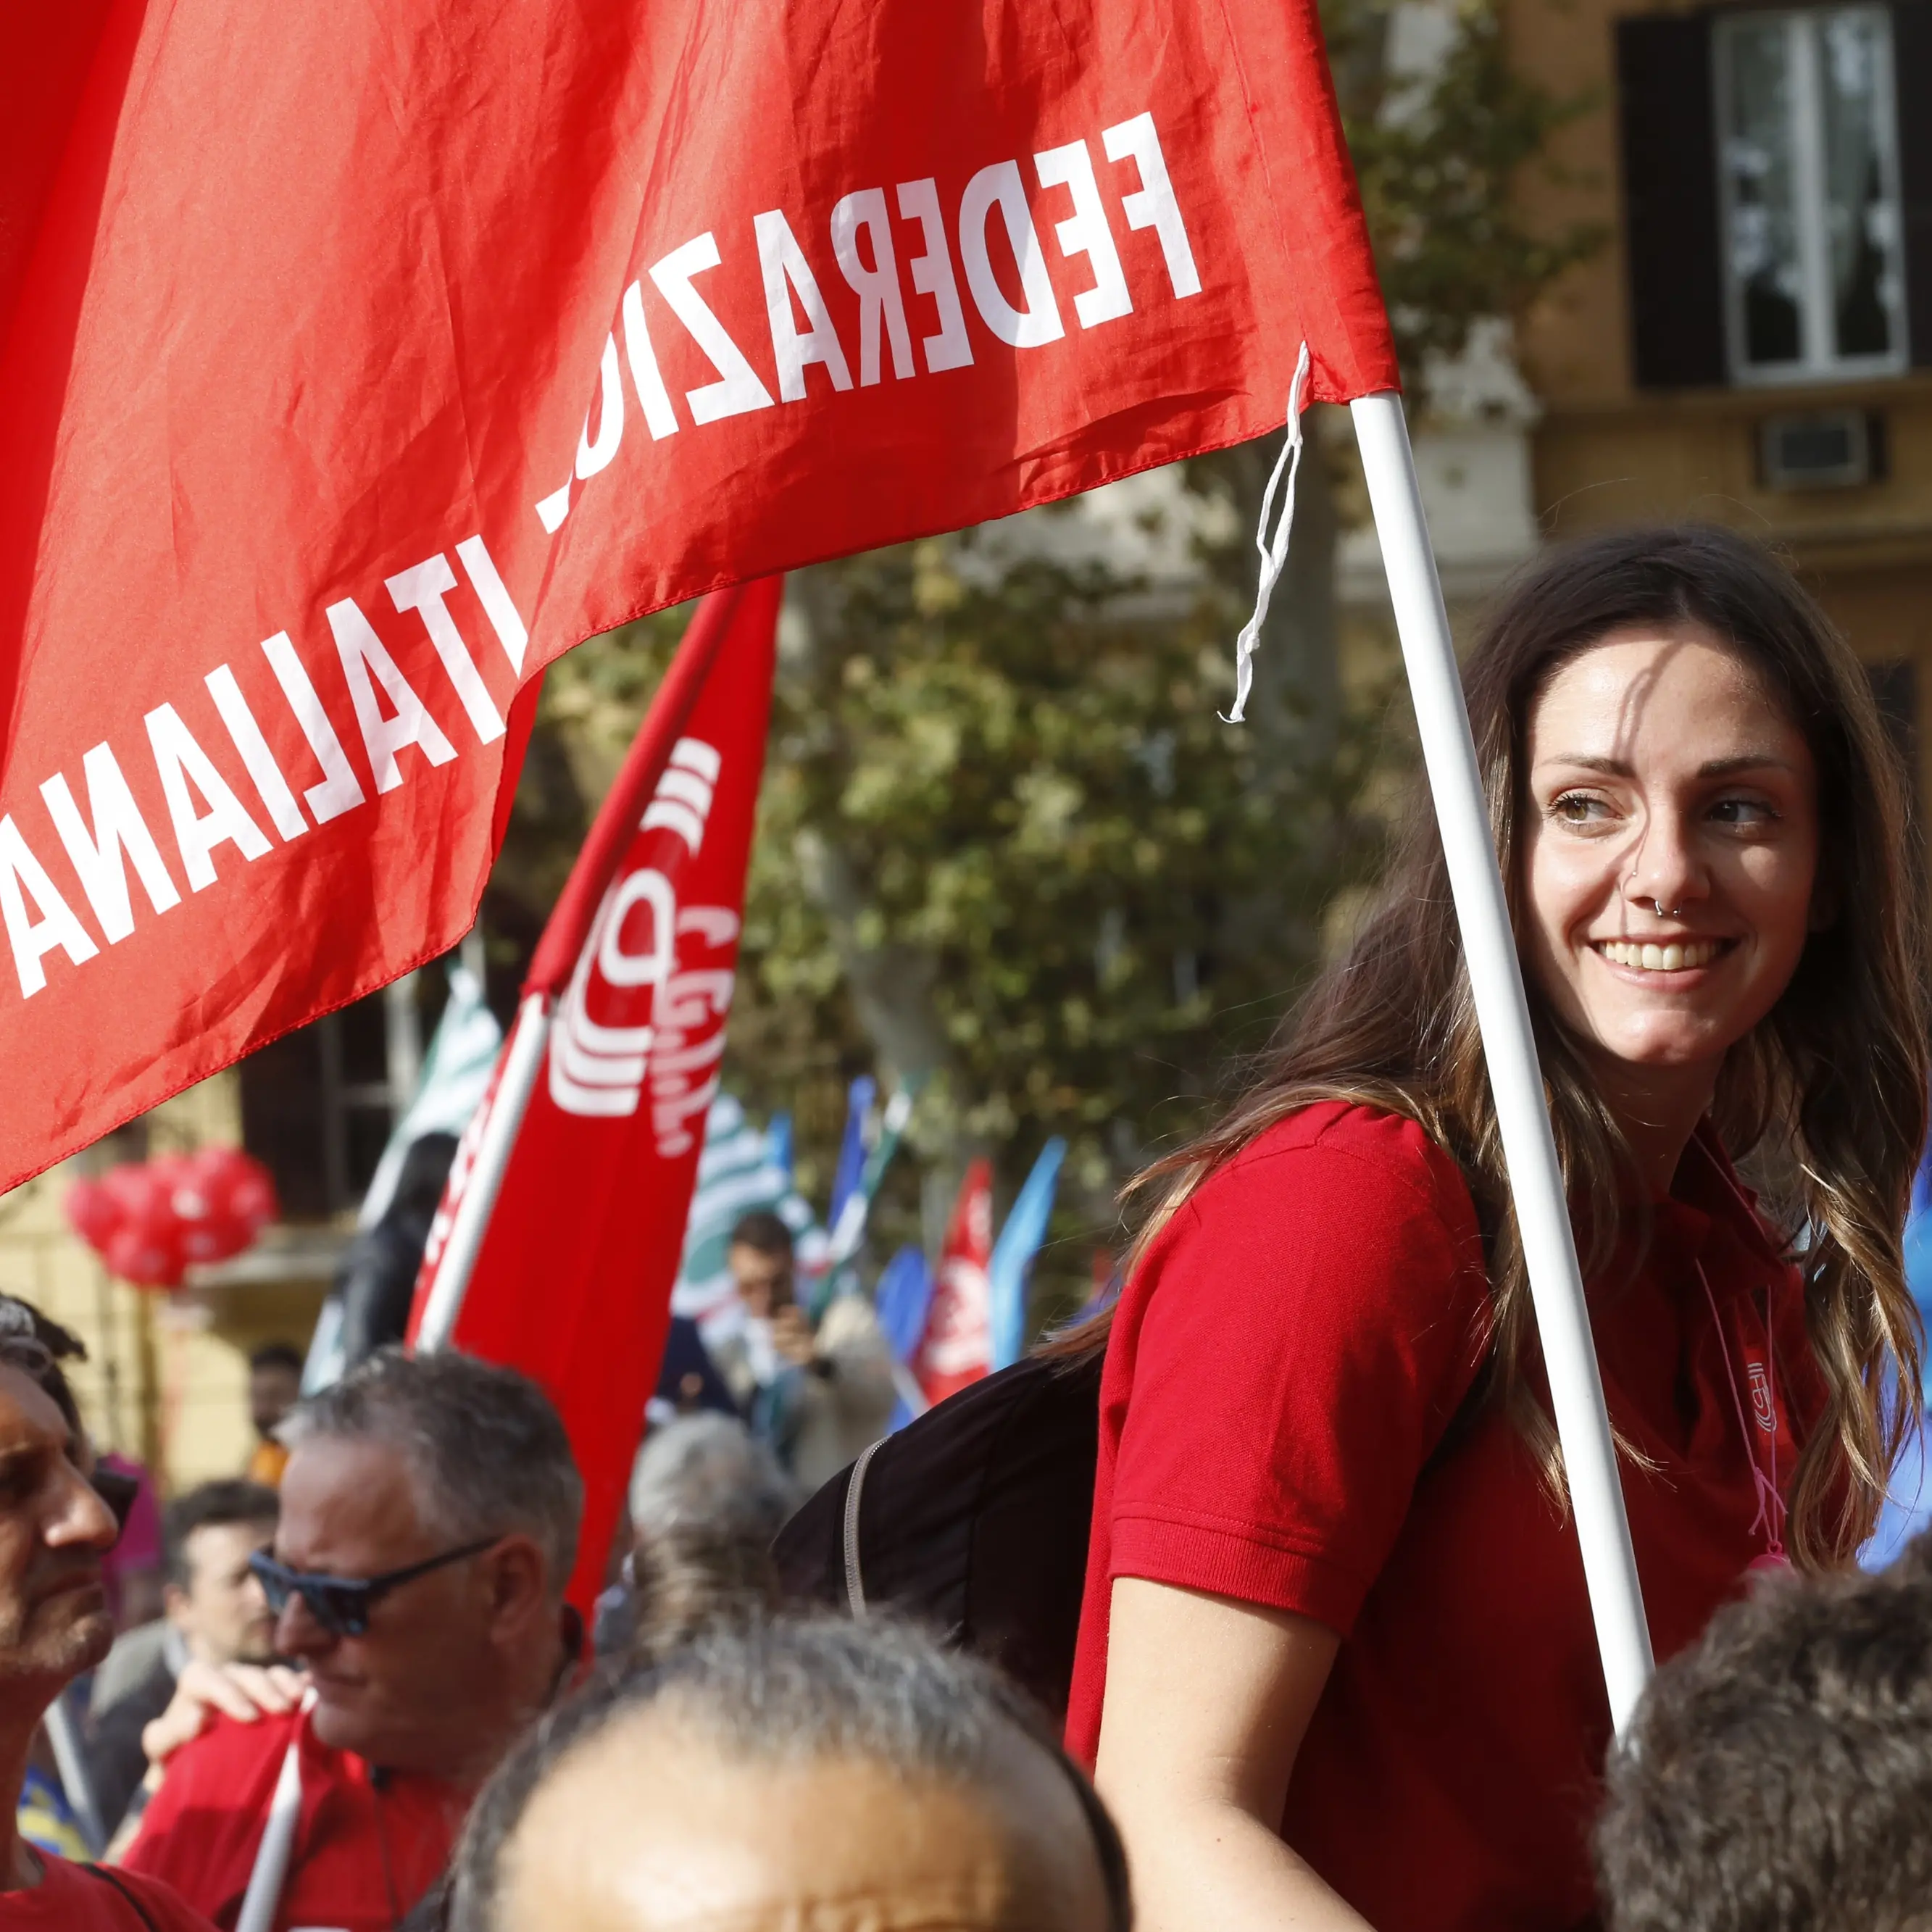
top-left (1619, 15), bottom-right (1728, 389)
top-left (1712, 7), bottom-right (1907, 383)
top-left (1896, 0), bottom-right (1932, 363)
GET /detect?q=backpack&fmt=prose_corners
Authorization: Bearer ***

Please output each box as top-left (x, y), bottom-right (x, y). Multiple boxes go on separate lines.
top-left (771, 1349), bottom-right (1103, 1720)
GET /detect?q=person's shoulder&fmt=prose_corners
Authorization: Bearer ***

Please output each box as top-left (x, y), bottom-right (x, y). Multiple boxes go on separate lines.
top-left (1192, 1098), bottom-right (1480, 1248)
top-left (149, 1704), bottom-right (315, 1802)
top-left (30, 1855), bottom-right (217, 1931)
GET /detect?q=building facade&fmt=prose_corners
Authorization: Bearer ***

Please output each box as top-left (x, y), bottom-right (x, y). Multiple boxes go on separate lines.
top-left (1515, 0), bottom-right (1932, 792)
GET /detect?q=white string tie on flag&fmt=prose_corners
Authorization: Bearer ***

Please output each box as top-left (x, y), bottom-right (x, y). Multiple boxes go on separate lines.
top-left (1222, 340), bottom-right (1313, 725)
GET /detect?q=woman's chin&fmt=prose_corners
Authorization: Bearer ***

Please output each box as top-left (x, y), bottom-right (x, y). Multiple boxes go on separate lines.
top-left (1580, 1025), bottom-right (1733, 1079)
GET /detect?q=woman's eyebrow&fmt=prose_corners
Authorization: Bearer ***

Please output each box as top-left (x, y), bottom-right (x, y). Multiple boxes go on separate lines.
top-left (1535, 754), bottom-right (1630, 776)
top-left (1532, 753), bottom-right (1798, 778)
top-left (1696, 752), bottom-right (1801, 778)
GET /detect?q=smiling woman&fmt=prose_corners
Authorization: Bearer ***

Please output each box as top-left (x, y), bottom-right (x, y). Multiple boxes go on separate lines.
top-left (1062, 525), bottom-right (1930, 1932)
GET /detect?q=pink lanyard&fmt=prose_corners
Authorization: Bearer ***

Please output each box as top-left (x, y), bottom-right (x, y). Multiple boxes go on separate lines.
top-left (1696, 1256), bottom-right (1789, 1570)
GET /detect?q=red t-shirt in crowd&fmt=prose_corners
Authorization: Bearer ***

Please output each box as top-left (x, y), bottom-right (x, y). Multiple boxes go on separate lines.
top-left (1066, 1102), bottom-right (1823, 1932)
top-left (0, 1853), bottom-right (213, 1930)
top-left (122, 1708), bottom-right (467, 1931)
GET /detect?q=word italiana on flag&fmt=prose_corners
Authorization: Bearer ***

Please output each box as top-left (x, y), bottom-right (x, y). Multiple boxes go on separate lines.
top-left (409, 581), bottom-right (780, 1610)
top-left (912, 1159), bottom-right (996, 1408)
top-left (0, 1), bottom-right (1393, 1194)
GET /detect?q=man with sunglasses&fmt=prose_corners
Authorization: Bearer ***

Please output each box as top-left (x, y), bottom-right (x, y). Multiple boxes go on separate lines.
top-left (0, 1295), bottom-right (213, 1930)
top-left (122, 1349), bottom-right (583, 1931)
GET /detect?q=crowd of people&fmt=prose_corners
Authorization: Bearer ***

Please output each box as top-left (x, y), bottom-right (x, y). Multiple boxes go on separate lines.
top-left (1, 1286), bottom-right (1932, 1931)
top-left (1, 522), bottom-right (1930, 1931)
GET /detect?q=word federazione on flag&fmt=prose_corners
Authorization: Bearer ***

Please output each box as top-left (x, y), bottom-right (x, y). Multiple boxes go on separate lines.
top-left (0, 105), bottom-right (1204, 1022)
top-left (539, 110), bottom-right (1200, 534)
top-left (0, 0), bottom-right (1396, 1192)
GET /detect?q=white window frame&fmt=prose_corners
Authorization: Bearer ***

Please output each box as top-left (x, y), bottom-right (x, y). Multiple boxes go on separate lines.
top-left (1713, 5), bottom-right (1910, 386)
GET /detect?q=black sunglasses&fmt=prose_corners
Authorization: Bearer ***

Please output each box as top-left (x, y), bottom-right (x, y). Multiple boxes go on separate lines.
top-left (249, 1536), bottom-right (500, 1638)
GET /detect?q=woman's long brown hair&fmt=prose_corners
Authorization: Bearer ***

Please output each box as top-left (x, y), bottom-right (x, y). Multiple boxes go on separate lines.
top-left (1052, 525), bottom-right (1927, 1569)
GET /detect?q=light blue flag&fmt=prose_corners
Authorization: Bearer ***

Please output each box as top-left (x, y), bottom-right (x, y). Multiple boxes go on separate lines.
top-left (987, 1137), bottom-right (1067, 1372)
top-left (767, 1112), bottom-right (794, 1186)
top-left (875, 1246), bottom-right (935, 1365)
top-left (874, 1245), bottom-right (935, 1433)
top-left (1862, 1140), bottom-right (1932, 1568)
top-left (828, 1076), bottom-right (877, 1230)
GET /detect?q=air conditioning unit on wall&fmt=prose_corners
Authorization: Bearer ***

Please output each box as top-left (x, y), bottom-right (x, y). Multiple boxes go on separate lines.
top-left (1757, 409), bottom-right (1885, 491)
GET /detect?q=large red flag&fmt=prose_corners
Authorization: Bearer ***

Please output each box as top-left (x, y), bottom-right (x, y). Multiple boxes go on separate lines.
top-left (411, 580), bottom-right (780, 1609)
top-left (0, 3), bottom-right (1396, 1191)
top-left (913, 1159), bottom-right (996, 1409)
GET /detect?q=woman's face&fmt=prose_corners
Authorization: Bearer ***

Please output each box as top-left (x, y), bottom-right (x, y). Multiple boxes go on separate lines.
top-left (1519, 622), bottom-right (1820, 1088)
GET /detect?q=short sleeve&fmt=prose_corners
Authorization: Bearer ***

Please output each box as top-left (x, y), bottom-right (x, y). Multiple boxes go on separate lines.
top-left (1106, 1109), bottom-right (1488, 1636)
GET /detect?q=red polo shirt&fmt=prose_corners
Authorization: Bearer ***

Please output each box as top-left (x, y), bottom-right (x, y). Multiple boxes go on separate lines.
top-left (122, 1707), bottom-right (466, 1931)
top-left (2, 1854), bottom-right (212, 1931)
top-left (1066, 1102), bottom-right (1823, 1932)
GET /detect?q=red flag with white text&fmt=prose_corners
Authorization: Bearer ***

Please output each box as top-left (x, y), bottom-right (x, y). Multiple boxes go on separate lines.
top-left (0, 3), bottom-right (1396, 1190)
top-left (914, 1159), bottom-right (996, 1408)
top-left (410, 580), bottom-right (780, 1608)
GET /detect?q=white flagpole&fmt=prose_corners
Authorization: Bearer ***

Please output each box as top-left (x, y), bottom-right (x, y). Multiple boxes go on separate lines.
top-left (234, 1690), bottom-right (316, 1932)
top-left (414, 991), bottom-right (553, 1353)
top-left (1350, 391), bottom-right (1654, 1734)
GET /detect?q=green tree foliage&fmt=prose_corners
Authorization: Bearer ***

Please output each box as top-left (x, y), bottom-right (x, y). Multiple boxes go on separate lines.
top-left (1329, 0), bottom-right (1604, 383)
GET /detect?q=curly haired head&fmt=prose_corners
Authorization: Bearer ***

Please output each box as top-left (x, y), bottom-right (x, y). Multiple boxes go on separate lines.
top-left (1597, 1551), bottom-right (1932, 1932)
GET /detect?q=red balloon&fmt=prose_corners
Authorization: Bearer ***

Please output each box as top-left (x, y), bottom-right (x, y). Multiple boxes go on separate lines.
top-left (102, 1220), bottom-right (185, 1289)
top-left (159, 1150), bottom-right (215, 1224)
top-left (180, 1212), bottom-right (251, 1264)
top-left (100, 1164), bottom-right (171, 1225)
top-left (204, 1150), bottom-right (278, 1235)
top-left (64, 1178), bottom-right (121, 1249)
top-left (76, 1149), bottom-right (272, 1281)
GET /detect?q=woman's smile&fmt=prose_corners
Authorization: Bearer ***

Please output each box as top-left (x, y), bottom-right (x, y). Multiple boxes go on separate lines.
top-left (1590, 936), bottom-right (1733, 975)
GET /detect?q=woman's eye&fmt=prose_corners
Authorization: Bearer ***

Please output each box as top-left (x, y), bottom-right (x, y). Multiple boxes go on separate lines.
top-left (1552, 791), bottom-right (1612, 825)
top-left (1708, 796), bottom-right (1778, 827)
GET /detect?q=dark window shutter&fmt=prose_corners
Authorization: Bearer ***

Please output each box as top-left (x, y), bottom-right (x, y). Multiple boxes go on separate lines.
top-left (1617, 14), bottom-right (1727, 389)
top-left (1894, 1), bottom-right (1932, 365)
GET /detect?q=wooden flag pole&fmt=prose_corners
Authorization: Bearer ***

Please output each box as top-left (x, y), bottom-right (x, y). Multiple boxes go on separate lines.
top-left (1350, 391), bottom-right (1655, 1734)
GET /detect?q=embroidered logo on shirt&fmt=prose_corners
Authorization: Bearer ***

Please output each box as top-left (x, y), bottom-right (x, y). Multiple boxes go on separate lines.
top-left (1746, 1361), bottom-right (1776, 1433)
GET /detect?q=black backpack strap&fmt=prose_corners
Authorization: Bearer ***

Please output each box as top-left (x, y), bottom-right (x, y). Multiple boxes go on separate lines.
top-left (84, 1864), bottom-right (162, 1932)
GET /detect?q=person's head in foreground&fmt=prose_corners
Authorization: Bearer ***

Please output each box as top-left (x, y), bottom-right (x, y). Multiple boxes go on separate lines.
top-left (246, 1340), bottom-right (304, 1444)
top-left (726, 1209), bottom-right (796, 1318)
top-left (0, 1294), bottom-right (138, 1906)
top-left (267, 1346), bottom-right (583, 1780)
top-left (0, 1299), bottom-right (117, 1704)
top-left (449, 1615), bottom-right (1131, 1932)
top-left (162, 1478), bottom-right (278, 1668)
top-left (624, 1412), bottom-right (796, 1660)
top-left (1596, 1552), bottom-right (1932, 1932)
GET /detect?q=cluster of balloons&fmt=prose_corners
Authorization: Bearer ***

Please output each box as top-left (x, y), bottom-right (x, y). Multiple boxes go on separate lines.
top-left (64, 1148), bottom-right (279, 1289)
